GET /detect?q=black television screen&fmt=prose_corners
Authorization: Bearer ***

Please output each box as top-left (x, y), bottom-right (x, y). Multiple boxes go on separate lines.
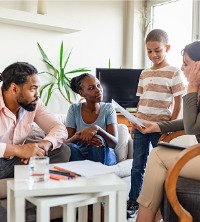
top-left (96, 68), bottom-right (143, 110)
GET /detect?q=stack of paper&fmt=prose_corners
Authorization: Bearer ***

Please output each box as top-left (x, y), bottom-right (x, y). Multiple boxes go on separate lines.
top-left (54, 160), bottom-right (116, 177)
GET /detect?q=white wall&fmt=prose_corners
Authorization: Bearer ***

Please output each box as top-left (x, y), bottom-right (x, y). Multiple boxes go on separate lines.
top-left (124, 0), bottom-right (145, 68)
top-left (0, 0), bottom-right (145, 114)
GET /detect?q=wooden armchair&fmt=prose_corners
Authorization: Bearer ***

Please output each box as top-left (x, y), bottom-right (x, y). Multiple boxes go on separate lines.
top-left (159, 131), bottom-right (200, 222)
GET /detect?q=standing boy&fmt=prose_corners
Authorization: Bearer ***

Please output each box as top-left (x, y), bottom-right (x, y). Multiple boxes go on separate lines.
top-left (127, 29), bottom-right (185, 218)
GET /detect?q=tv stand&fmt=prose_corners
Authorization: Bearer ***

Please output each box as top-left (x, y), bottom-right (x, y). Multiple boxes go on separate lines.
top-left (117, 113), bottom-right (135, 133)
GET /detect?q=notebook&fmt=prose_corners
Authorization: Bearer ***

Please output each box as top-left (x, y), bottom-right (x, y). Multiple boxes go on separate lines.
top-left (157, 141), bottom-right (187, 150)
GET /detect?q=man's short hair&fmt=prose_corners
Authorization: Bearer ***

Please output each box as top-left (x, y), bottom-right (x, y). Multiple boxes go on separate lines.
top-left (0, 62), bottom-right (38, 91)
top-left (146, 29), bottom-right (169, 45)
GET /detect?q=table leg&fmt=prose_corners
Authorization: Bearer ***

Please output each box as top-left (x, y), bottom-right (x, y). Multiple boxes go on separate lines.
top-left (78, 205), bottom-right (88, 222)
top-left (117, 190), bottom-right (127, 222)
top-left (63, 204), bottom-right (76, 222)
top-left (15, 197), bottom-right (26, 222)
top-left (104, 191), bottom-right (116, 222)
top-left (37, 205), bottom-right (50, 222)
top-left (93, 202), bottom-right (101, 222)
top-left (7, 188), bottom-right (14, 222)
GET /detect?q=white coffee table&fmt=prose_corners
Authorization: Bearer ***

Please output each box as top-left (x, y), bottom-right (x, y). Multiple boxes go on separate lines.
top-left (7, 165), bottom-right (127, 222)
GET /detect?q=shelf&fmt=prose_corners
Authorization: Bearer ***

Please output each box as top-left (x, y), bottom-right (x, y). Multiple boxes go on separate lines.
top-left (0, 7), bottom-right (81, 33)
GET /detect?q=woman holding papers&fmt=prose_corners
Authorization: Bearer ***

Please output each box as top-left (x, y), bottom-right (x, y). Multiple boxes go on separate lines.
top-left (134, 41), bottom-right (200, 222)
top-left (65, 73), bottom-right (118, 166)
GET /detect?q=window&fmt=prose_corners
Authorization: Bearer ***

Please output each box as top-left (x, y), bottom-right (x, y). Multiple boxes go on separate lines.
top-left (152, 0), bottom-right (193, 69)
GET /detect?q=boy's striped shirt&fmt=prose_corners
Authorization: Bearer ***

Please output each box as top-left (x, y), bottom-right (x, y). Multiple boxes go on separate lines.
top-left (136, 66), bottom-right (186, 122)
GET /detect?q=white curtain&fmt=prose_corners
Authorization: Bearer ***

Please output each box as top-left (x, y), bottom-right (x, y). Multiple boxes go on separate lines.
top-left (192, 0), bottom-right (200, 41)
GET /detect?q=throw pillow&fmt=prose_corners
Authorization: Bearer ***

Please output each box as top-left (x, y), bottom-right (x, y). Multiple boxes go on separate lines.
top-left (115, 124), bottom-right (130, 162)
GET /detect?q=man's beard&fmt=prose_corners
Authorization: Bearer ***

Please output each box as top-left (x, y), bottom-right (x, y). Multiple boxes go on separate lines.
top-left (17, 100), bottom-right (37, 112)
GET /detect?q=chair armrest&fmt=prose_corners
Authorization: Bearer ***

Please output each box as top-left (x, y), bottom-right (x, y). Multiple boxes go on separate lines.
top-left (159, 130), bottom-right (185, 142)
top-left (165, 143), bottom-right (200, 222)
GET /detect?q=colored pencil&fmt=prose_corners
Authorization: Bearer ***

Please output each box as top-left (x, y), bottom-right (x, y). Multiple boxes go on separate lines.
top-left (53, 165), bottom-right (82, 177)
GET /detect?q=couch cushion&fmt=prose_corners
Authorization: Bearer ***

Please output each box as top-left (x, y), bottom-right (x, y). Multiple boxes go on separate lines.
top-left (25, 114), bottom-right (66, 144)
top-left (54, 114), bottom-right (67, 126)
top-left (115, 124), bottom-right (130, 162)
top-left (110, 159), bottom-right (132, 178)
top-left (25, 125), bottom-right (46, 144)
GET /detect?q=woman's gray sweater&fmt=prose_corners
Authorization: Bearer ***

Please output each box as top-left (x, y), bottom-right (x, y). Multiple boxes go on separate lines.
top-left (158, 92), bottom-right (200, 142)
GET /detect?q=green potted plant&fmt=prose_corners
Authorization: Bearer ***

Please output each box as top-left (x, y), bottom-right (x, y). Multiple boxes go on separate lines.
top-left (37, 41), bottom-right (91, 105)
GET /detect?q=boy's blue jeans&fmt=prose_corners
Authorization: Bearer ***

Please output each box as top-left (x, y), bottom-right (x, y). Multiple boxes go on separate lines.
top-left (68, 137), bottom-right (117, 166)
top-left (129, 129), bottom-right (161, 202)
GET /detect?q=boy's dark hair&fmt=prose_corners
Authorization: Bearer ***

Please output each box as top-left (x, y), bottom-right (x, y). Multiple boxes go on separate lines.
top-left (182, 41), bottom-right (200, 61)
top-left (0, 62), bottom-right (38, 92)
top-left (146, 29), bottom-right (169, 45)
top-left (70, 73), bottom-right (92, 94)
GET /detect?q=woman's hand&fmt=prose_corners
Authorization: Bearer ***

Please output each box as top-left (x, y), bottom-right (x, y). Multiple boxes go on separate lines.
top-left (65, 134), bottom-right (81, 143)
top-left (89, 135), bottom-right (104, 147)
top-left (187, 61), bottom-right (200, 93)
top-left (76, 125), bottom-right (99, 144)
top-left (133, 122), bottom-right (161, 134)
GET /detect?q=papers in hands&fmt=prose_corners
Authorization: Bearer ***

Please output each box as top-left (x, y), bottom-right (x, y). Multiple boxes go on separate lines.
top-left (112, 99), bottom-right (146, 128)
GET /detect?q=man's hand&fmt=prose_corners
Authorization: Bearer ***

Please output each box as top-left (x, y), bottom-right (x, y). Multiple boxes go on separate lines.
top-left (16, 143), bottom-right (46, 159)
top-left (16, 141), bottom-right (52, 164)
top-left (38, 140), bottom-right (53, 153)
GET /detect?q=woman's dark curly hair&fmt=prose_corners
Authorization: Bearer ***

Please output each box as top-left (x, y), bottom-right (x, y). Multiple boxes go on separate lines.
top-left (1, 62), bottom-right (38, 91)
top-left (70, 73), bottom-right (92, 94)
top-left (181, 41), bottom-right (200, 61)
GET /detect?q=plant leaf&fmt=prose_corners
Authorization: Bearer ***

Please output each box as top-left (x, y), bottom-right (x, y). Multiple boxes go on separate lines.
top-left (45, 83), bottom-right (54, 106)
top-left (63, 49), bottom-right (73, 69)
top-left (37, 41), bottom-right (89, 105)
top-left (63, 76), bottom-right (71, 85)
top-left (60, 67), bottom-right (65, 86)
top-left (60, 41), bottom-right (63, 68)
top-left (37, 42), bottom-right (59, 76)
top-left (39, 83), bottom-right (54, 98)
top-left (39, 71), bottom-right (58, 80)
top-left (63, 82), bottom-right (71, 102)
top-left (66, 68), bottom-right (91, 74)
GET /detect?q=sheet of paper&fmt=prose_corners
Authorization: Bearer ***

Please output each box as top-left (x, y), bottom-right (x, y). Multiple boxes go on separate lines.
top-left (54, 160), bottom-right (116, 177)
top-left (112, 99), bottom-right (145, 127)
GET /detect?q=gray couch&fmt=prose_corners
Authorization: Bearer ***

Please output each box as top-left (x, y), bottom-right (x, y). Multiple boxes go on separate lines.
top-left (0, 114), bottom-right (133, 219)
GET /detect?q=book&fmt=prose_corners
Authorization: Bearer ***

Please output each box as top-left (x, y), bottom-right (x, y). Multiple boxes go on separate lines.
top-left (157, 141), bottom-right (187, 150)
